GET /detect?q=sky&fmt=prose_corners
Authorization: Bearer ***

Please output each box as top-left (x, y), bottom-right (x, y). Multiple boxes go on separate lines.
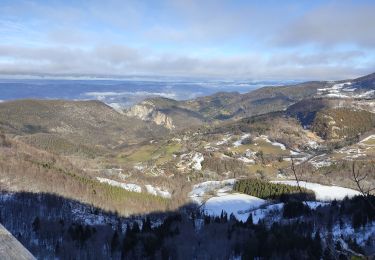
top-left (0, 0), bottom-right (374, 80)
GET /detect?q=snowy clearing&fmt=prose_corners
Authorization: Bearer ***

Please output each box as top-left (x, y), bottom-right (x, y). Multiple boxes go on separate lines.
top-left (189, 179), bottom-right (236, 204)
top-left (271, 181), bottom-right (360, 201)
top-left (203, 193), bottom-right (266, 222)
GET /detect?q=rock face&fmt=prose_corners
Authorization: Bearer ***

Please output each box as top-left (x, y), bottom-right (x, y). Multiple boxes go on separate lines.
top-left (0, 224), bottom-right (35, 260)
top-left (126, 101), bottom-right (175, 129)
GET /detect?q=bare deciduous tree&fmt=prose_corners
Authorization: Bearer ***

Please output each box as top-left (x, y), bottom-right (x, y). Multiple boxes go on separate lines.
top-left (290, 157), bottom-right (302, 193)
top-left (351, 162), bottom-right (375, 209)
top-left (290, 156), bottom-right (309, 206)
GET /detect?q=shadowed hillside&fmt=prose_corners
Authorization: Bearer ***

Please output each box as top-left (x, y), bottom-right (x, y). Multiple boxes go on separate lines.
top-left (1, 191), bottom-right (374, 259)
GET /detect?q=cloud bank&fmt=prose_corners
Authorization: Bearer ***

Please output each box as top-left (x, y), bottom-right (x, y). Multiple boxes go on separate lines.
top-left (0, 0), bottom-right (374, 80)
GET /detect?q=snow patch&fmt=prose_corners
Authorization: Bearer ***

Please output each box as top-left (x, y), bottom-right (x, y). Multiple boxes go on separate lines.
top-left (317, 82), bottom-right (374, 99)
top-left (309, 154), bottom-right (333, 168)
top-left (238, 157), bottom-right (255, 164)
top-left (251, 203), bottom-right (284, 224)
top-left (331, 222), bottom-right (375, 247)
top-left (145, 185), bottom-right (171, 198)
top-left (133, 163), bottom-right (146, 171)
top-left (107, 103), bottom-right (125, 113)
top-left (256, 135), bottom-right (286, 150)
top-left (192, 153), bottom-right (204, 170)
top-left (233, 133), bottom-right (250, 147)
top-left (245, 149), bottom-right (256, 158)
top-left (246, 201), bottom-right (329, 225)
top-left (360, 135), bottom-right (375, 145)
top-left (96, 177), bottom-right (142, 193)
top-left (178, 152), bottom-right (204, 171)
top-left (216, 134), bottom-right (232, 145)
top-left (307, 140), bottom-right (319, 149)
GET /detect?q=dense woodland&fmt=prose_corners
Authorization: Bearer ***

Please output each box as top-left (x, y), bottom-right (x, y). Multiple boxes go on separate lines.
top-left (234, 179), bottom-right (315, 201)
top-left (312, 108), bottom-right (375, 140)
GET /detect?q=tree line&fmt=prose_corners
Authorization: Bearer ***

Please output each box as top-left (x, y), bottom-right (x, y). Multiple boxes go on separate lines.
top-left (233, 178), bottom-right (315, 201)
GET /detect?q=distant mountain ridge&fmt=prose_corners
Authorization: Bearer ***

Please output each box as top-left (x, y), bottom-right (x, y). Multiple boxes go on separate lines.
top-left (125, 72), bottom-right (375, 129)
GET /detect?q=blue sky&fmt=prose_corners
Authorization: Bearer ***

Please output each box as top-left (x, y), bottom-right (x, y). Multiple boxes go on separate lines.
top-left (0, 0), bottom-right (374, 80)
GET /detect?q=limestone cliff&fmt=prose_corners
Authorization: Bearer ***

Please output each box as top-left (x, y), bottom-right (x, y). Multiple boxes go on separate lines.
top-left (125, 101), bottom-right (175, 130)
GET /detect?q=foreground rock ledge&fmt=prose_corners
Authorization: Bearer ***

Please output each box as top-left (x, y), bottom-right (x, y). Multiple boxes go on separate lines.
top-left (0, 224), bottom-right (35, 260)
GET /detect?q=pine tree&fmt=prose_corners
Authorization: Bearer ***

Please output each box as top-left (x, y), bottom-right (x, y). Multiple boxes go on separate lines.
top-left (245, 213), bottom-right (253, 226)
top-left (32, 216), bottom-right (40, 233)
top-left (111, 231), bottom-right (120, 254)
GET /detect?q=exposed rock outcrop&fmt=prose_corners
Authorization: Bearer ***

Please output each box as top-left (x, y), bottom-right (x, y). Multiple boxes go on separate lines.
top-left (125, 101), bottom-right (175, 129)
top-left (0, 224), bottom-right (35, 260)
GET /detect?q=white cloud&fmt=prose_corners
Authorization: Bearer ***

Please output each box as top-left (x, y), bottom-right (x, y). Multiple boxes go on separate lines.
top-left (0, 1), bottom-right (374, 80)
top-left (0, 43), bottom-right (372, 80)
top-left (274, 2), bottom-right (375, 47)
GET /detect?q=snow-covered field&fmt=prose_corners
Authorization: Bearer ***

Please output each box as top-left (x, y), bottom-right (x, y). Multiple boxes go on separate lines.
top-left (317, 82), bottom-right (353, 98)
top-left (190, 178), bottom-right (362, 224)
top-left (189, 179), bottom-right (236, 204)
top-left (271, 181), bottom-right (361, 201)
top-left (317, 82), bottom-right (375, 99)
top-left (96, 177), bottom-right (142, 193)
top-left (201, 193), bottom-right (330, 223)
top-left (203, 194), bottom-right (266, 222)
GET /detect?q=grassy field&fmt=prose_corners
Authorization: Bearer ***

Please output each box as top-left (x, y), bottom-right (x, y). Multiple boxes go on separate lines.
top-left (230, 139), bottom-right (289, 156)
top-left (246, 160), bottom-right (291, 176)
top-left (118, 142), bottom-right (182, 165)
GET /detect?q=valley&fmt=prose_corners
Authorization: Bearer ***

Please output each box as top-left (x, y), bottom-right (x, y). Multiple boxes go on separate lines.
top-left (0, 72), bottom-right (374, 258)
